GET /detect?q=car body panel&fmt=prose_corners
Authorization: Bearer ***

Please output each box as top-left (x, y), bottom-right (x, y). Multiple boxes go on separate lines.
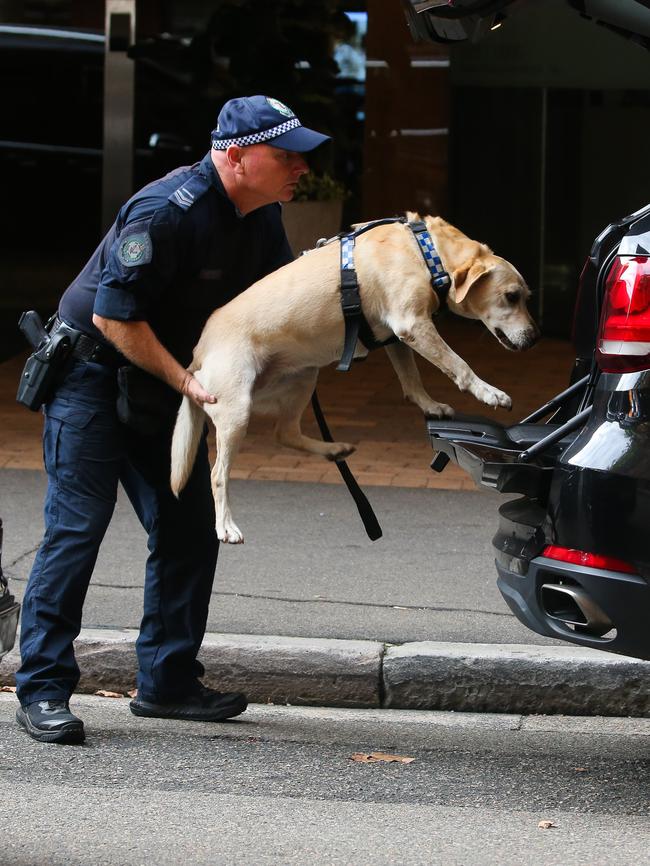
top-left (496, 554), bottom-right (650, 660)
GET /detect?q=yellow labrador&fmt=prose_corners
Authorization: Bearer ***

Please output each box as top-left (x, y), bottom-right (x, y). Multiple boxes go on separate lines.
top-left (171, 213), bottom-right (539, 543)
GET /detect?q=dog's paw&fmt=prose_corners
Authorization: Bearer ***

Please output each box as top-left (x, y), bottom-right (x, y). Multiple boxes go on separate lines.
top-left (477, 383), bottom-right (512, 410)
top-left (325, 442), bottom-right (356, 462)
top-left (216, 520), bottom-right (244, 544)
top-left (423, 401), bottom-right (455, 419)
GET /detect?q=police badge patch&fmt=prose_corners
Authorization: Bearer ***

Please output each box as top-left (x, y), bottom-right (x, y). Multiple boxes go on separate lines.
top-left (118, 232), bottom-right (152, 267)
top-left (266, 97), bottom-right (294, 118)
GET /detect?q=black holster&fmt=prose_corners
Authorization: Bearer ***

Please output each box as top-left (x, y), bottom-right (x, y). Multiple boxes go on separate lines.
top-left (16, 312), bottom-right (76, 411)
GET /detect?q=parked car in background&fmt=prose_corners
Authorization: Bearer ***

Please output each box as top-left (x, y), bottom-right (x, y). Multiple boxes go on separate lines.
top-left (0, 23), bottom-right (204, 255)
top-left (0, 23), bottom-right (213, 359)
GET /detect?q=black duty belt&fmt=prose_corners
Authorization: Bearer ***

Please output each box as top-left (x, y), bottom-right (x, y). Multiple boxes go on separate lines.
top-left (51, 316), bottom-right (122, 367)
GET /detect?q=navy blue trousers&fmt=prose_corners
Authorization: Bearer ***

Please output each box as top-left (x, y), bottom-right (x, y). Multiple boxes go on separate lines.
top-left (15, 360), bottom-right (219, 705)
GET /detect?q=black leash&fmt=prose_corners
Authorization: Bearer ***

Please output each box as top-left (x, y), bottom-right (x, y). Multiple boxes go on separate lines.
top-left (310, 391), bottom-right (382, 542)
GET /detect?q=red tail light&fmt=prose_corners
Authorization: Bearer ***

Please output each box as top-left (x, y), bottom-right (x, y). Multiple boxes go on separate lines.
top-left (543, 545), bottom-right (638, 575)
top-left (597, 255), bottom-right (650, 372)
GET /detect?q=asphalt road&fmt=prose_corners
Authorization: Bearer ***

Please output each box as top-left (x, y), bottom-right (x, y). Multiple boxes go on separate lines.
top-left (2, 694), bottom-right (649, 865)
top-left (1, 470), bottom-right (554, 646)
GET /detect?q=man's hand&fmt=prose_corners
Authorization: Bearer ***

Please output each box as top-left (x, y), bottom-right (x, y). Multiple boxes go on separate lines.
top-left (92, 315), bottom-right (218, 406)
top-left (180, 372), bottom-right (217, 408)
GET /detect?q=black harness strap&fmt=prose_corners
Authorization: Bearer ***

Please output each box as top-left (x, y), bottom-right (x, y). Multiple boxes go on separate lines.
top-left (310, 391), bottom-right (382, 541)
top-left (336, 217), bottom-right (406, 372)
top-left (407, 218), bottom-right (452, 307)
top-left (336, 217), bottom-right (451, 372)
top-left (337, 265), bottom-right (364, 373)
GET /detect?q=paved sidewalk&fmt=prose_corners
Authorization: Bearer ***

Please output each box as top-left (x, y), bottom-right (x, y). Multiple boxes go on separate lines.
top-left (3, 472), bottom-right (650, 717)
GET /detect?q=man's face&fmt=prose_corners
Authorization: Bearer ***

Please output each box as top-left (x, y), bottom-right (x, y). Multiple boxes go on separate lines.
top-left (239, 144), bottom-right (310, 203)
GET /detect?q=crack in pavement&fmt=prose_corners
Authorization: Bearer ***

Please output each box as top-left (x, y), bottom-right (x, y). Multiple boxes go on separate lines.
top-left (6, 572), bottom-right (511, 617)
top-left (4, 544), bottom-right (40, 570)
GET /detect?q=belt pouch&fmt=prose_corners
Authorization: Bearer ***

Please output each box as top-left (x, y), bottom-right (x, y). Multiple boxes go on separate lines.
top-left (116, 365), bottom-right (180, 435)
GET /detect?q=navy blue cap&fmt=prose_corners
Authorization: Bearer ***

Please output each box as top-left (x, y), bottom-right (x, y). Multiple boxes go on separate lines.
top-left (211, 95), bottom-right (330, 153)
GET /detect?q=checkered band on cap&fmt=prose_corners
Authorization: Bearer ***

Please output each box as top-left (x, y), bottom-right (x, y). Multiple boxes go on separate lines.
top-left (212, 117), bottom-right (302, 150)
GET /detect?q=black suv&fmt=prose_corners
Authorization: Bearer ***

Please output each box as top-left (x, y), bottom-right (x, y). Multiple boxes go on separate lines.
top-left (408, 0), bottom-right (650, 661)
top-left (428, 203), bottom-right (650, 660)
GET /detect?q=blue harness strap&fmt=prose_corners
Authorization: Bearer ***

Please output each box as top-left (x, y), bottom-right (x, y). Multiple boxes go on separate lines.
top-left (408, 219), bottom-right (452, 294)
top-left (336, 217), bottom-right (451, 373)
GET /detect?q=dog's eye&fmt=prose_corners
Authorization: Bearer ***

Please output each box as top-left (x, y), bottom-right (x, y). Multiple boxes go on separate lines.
top-left (505, 291), bottom-right (521, 305)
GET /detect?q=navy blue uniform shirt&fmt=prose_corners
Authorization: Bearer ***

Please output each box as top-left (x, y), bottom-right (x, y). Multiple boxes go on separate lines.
top-left (59, 152), bottom-right (293, 367)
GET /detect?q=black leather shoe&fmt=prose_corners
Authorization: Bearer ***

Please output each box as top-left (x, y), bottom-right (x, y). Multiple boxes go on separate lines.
top-left (129, 685), bottom-right (247, 722)
top-left (16, 699), bottom-right (85, 744)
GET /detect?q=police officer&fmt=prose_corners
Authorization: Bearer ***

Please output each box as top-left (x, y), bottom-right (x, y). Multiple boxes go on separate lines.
top-left (15, 95), bottom-right (330, 744)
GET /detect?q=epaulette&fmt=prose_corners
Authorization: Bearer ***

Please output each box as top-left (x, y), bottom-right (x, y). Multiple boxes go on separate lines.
top-left (168, 174), bottom-right (211, 212)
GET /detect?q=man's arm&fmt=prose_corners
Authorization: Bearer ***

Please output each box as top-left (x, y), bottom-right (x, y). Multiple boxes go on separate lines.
top-left (92, 315), bottom-right (216, 407)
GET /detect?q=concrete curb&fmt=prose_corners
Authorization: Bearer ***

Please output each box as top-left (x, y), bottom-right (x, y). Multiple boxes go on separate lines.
top-left (383, 642), bottom-right (650, 716)
top-left (2, 628), bottom-right (650, 716)
top-left (1, 629), bottom-right (384, 709)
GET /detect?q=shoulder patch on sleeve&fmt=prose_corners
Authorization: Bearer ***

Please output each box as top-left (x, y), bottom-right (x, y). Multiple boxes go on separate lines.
top-left (168, 174), bottom-right (211, 212)
top-left (118, 231), bottom-right (152, 267)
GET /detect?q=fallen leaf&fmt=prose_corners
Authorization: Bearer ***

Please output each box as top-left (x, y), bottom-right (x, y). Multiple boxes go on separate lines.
top-left (0, 686), bottom-right (16, 693)
top-left (127, 689), bottom-right (137, 698)
top-left (350, 752), bottom-right (415, 764)
top-left (574, 767), bottom-right (588, 773)
top-left (94, 689), bottom-right (124, 698)
top-left (538, 820), bottom-right (556, 830)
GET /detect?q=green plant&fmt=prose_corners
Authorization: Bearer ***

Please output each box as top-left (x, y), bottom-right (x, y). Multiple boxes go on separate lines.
top-left (292, 172), bottom-right (348, 202)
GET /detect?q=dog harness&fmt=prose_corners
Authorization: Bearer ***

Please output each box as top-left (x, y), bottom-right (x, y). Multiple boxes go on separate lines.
top-left (330, 217), bottom-right (451, 372)
top-left (308, 218), bottom-right (451, 543)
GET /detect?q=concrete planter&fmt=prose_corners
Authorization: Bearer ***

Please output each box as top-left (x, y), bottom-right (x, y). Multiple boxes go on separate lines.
top-left (282, 200), bottom-right (344, 255)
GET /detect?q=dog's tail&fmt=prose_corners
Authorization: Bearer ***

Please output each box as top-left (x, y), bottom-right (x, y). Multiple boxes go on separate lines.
top-left (170, 394), bottom-right (204, 497)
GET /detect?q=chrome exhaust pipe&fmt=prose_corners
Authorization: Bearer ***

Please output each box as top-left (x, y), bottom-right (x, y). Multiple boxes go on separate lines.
top-left (541, 583), bottom-right (613, 636)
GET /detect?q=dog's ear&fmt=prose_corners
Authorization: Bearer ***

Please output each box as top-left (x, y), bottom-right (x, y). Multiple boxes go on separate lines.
top-left (452, 260), bottom-right (491, 304)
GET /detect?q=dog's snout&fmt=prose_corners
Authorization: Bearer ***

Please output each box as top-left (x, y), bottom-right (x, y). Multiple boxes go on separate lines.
top-left (516, 327), bottom-right (540, 352)
top-left (494, 323), bottom-right (541, 352)
top-left (525, 322), bottom-right (541, 349)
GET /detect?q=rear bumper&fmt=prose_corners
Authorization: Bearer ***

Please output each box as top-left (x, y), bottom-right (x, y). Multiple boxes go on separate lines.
top-left (0, 598), bottom-right (19, 659)
top-left (496, 555), bottom-right (650, 660)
